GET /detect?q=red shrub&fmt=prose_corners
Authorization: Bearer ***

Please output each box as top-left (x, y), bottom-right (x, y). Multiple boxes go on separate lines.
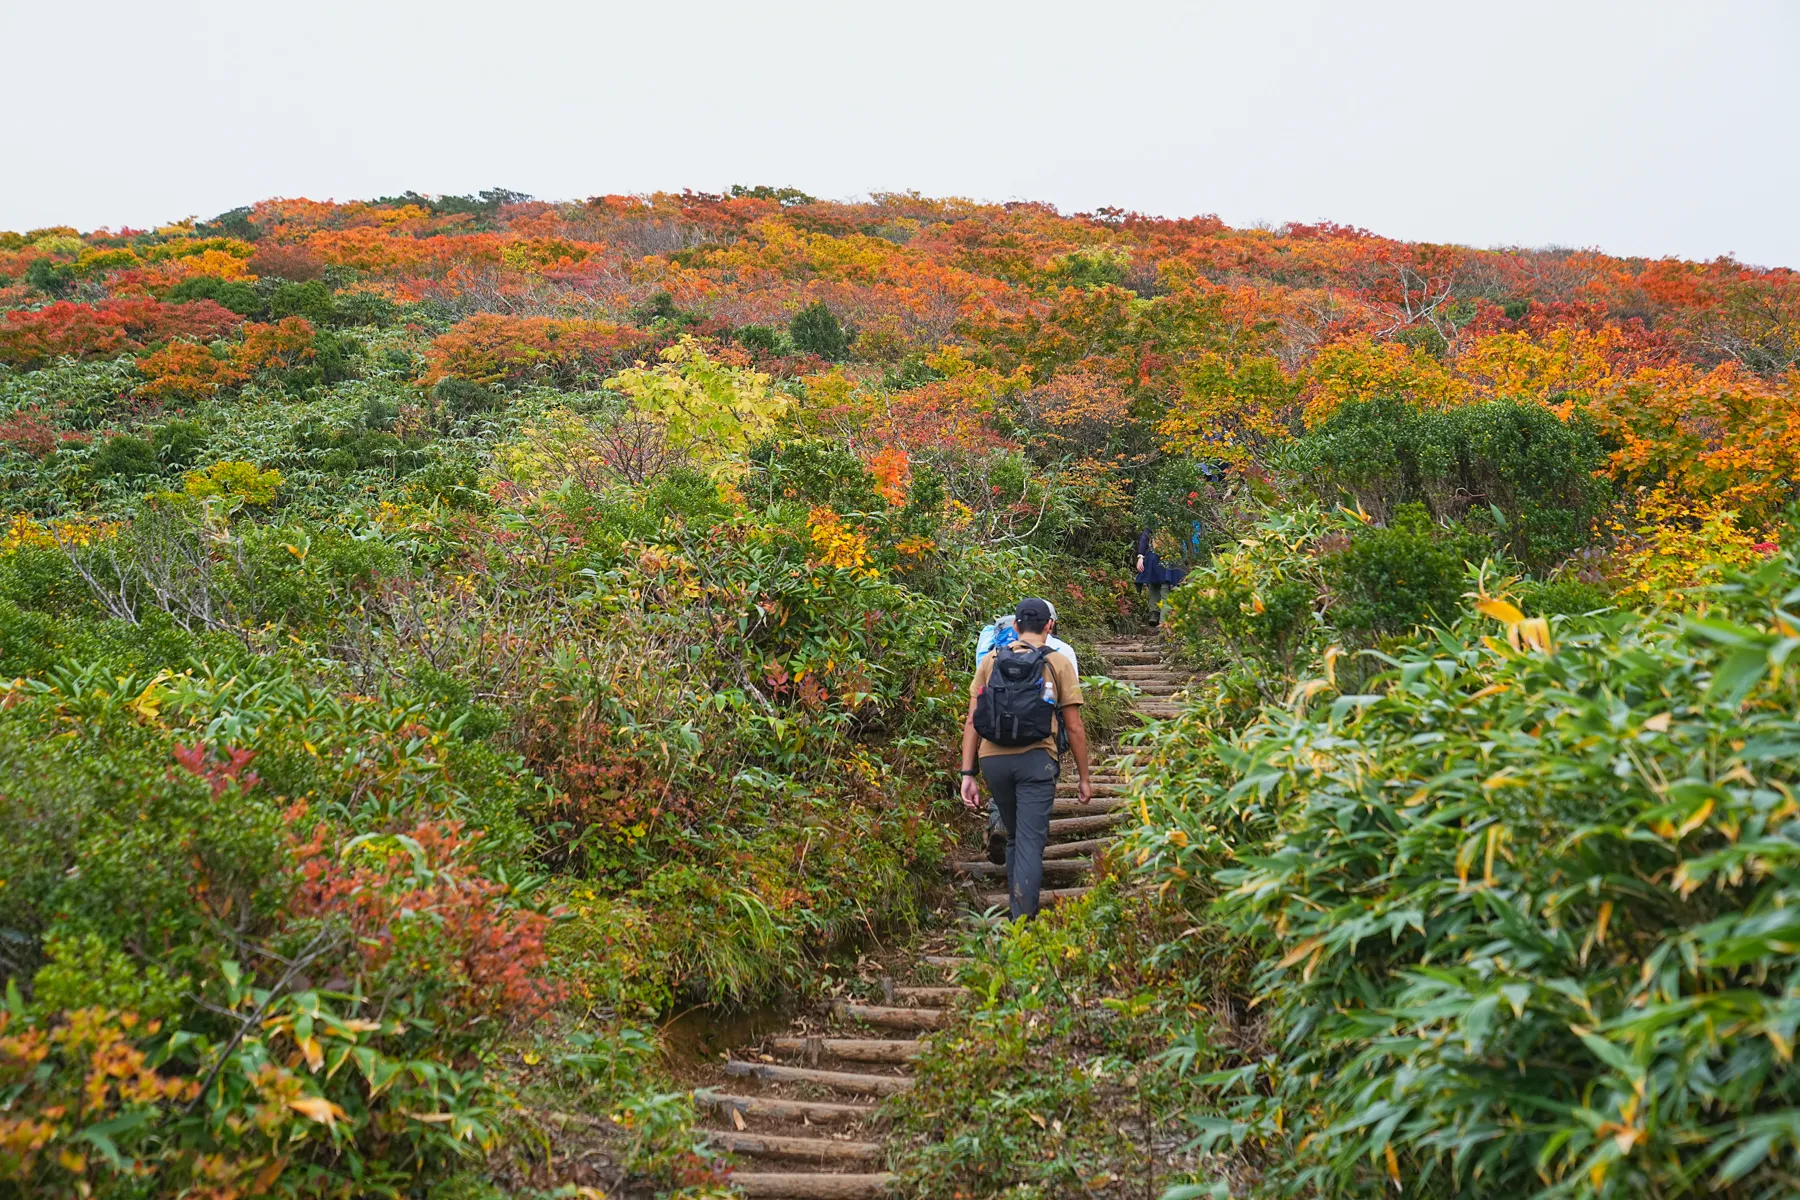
top-left (0, 407), bottom-right (86, 457)
top-left (246, 242), bottom-right (324, 281)
top-left (0, 298), bottom-right (240, 368)
top-left (288, 816), bottom-right (562, 1024)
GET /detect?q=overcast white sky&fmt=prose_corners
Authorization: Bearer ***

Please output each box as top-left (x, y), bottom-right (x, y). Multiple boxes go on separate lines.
top-left (4, 0), bottom-right (1796, 267)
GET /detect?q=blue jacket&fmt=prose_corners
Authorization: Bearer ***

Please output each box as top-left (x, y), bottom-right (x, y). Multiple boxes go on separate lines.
top-left (1135, 531), bottom-right (1184, 586)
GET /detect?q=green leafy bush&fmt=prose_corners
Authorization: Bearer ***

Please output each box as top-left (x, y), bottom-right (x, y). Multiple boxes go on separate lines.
top-left (789, 301), bottom-right (849, 360)
top-left (1138, 546), bottom-right (1800, 1198)
top-left (1292, 397), bottom-right (1611, 568)
top-left (268, 280), bottom-right (337, 326)
top-left (89, 433), bottom-right (160, 478)
top-left (166, 274), bottom-right (262, 316)
top-left (1323, 502), bottom-right (1488, 638)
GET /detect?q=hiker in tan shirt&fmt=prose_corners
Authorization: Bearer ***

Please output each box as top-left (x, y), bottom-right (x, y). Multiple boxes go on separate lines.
top-left (958, 597), bottom-right (1093, 918)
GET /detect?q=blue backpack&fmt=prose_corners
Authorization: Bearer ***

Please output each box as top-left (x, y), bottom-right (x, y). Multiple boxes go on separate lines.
top-left (975, 618), bottom-right (1018, 662)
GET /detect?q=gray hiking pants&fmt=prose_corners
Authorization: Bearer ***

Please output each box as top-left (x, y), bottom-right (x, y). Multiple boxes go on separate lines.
top-left (980, 748), bottom-right (1059, 920)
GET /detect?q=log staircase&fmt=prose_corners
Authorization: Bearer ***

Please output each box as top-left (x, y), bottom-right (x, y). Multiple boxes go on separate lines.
top-left (689, 635), bottom-right (1180, 1198)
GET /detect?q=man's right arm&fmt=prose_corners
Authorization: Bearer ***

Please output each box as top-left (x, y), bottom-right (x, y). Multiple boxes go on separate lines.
top-left (959, 695), bottom-right (982, 809)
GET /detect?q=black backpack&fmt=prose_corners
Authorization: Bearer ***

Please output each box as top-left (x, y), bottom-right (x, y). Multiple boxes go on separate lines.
top-left (973, 645), bottom-right (1057, 747)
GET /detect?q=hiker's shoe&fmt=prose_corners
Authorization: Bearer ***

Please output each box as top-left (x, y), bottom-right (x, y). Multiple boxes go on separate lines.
top-left (986, 828), bottom-right (1007, 865)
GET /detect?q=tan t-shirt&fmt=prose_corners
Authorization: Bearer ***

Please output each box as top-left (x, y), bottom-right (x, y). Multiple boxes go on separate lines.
top-left (970, 641), bottom-right (1083, 758)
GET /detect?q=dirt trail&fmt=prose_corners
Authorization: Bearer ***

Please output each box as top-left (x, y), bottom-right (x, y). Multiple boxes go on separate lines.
top-left (693, 635), bottom-right (1181, 1198)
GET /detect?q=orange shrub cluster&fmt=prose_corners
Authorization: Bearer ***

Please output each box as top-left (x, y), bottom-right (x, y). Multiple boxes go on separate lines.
top-left (0, 298), bottom-right (239, 367)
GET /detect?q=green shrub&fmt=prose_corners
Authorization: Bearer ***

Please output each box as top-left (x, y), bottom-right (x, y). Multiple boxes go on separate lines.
top-left (1517, 572), bottom-right (1618, 615)
top-left (1138, 547), bottom-right (1800, 1198)
top-left (435, 375), bottom-right (502, 417)
top-left (1324, 502), bottom-right (1488, 638)
top-left (90, 433), bottom-right (160, 478)
top-left (268, 279), bottom-right (337, 325)
top-left (151, 418), bottom-right (210, 470)
top-left (332, 290), bottom-right (399, 327)
top-left (166, 274), bottom-right (262, 316)
top-left (24, 258), bottom-right (74, 297)
top-left (1293, 397), bottom-right (1611, 568)
top-left (732, 324), bottom-right (787, 357)
top-left (789, 301), bottom-right (849, 360)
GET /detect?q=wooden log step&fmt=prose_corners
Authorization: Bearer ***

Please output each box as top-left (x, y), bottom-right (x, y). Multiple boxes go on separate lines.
top-left (1100, 652), bottom-right (1161, 664)
top-left (730, 1172), bottom-right (895, 1199)
top-left (953, 858), bottom-right (1093, 877)
top-left (1049, 812), bottom-right (1129, 835)
top-left (1044, 837), bottom-right (1111, 859)
top-left (771, 1035), bottom-right (922, 1064)
top-left (723, 1060), bottom-right (912, 1096)
top-left (890, 985), bottom-right (966, 1002)
top-left (705, 1129), bottom-right (886, 1163)
top-left (1055, 781), bottom-right (1128, 796)
top-left (694, 1089), bottom-right (875, 1124)
top-left (1052, 796), bottom-right (1125, 816)
top-left (920, 955), bottom-right (970, 968)
top-left (833, 1001), bottom-right (943, 1032)
top-left (980, 886), bottom-right (1090, 908)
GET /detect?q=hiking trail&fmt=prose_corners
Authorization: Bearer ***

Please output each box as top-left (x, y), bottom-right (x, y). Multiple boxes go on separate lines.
top-left (691, 634), bottom-right (1184, 1198)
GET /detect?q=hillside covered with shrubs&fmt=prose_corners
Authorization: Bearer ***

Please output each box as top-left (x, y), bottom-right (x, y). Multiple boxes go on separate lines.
top-left (1, 186), bottom-right (1797, 1198)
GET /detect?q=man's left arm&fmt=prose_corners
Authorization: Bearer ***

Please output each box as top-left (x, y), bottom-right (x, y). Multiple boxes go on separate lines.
top-left (1060, 704), bottom-right (1092, 804)
top-left (1056, 658), bottom-right (1092, 803)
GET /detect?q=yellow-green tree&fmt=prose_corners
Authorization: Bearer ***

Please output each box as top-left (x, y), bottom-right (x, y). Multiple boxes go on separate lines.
top-left (606, 337), bottom-right (788, 478)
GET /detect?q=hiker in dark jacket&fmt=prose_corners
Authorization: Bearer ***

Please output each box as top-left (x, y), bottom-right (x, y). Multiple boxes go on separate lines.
top-left (959, 597), bottom-right (1093, 919)
top-left (1135, 530), bottom-right (1184, 625)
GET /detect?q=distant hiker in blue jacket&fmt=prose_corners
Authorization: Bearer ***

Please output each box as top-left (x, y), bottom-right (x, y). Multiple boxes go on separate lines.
top-left (1135, 530), bottom-right (1184, 625)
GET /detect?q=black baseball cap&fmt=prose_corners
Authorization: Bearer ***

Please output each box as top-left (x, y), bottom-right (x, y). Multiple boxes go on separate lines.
top-left (1015, 597), bottom-right (1056, 624)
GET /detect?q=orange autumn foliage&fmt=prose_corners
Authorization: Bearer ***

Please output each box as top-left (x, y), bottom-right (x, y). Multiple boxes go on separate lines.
top-left (136, 340), bottom-right (244, 402)
top-left (235, 317), bottom-right (316, 372)
top-left (1583, 363), bottom-right (1800, 526)
top-left (421, 313), bottom-right (653, 386)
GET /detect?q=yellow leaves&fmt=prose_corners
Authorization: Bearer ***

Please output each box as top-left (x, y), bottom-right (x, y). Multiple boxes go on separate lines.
top-left (1300, 335), bottom-right (1467, 428)
top-left (1475, 598), bottom-right (1525, 625)
top-left (1483, 825), bottom-right (1505, 887)
top-left (1287, 677), bottom-right (1334, 710)
top-left (1641, 712), bottom-right (1672, 733)
top-left (806, 507), bottom-right (876, 578)
top-left (1513, 617), bottom-right (1553, 654)
top-left (1157, 351), bottom-right (1297, 465)
top-left (127, 671), bottom-right (174, 725)
top-left (288, 1095), bottom-right (345, 1127)
top-left (1278, 937), bottom-right (1328, 979)
top-left (297, 1035), bottom-right (324, 1072)
top-left (1474, 591), bottom-right (1554, 655)
top-left (184, 461), bottom-right (283, 507)
top-left (1612, 484), bottom-right (1776, 603)
top-left (1677, 799), bottom-right (1716, 839)
top-left (607, 336), bottom-right (787, 480)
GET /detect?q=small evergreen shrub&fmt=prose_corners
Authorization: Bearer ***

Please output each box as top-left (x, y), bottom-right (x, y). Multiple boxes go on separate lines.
top-left (789, 301), bottom-right (849, 360)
